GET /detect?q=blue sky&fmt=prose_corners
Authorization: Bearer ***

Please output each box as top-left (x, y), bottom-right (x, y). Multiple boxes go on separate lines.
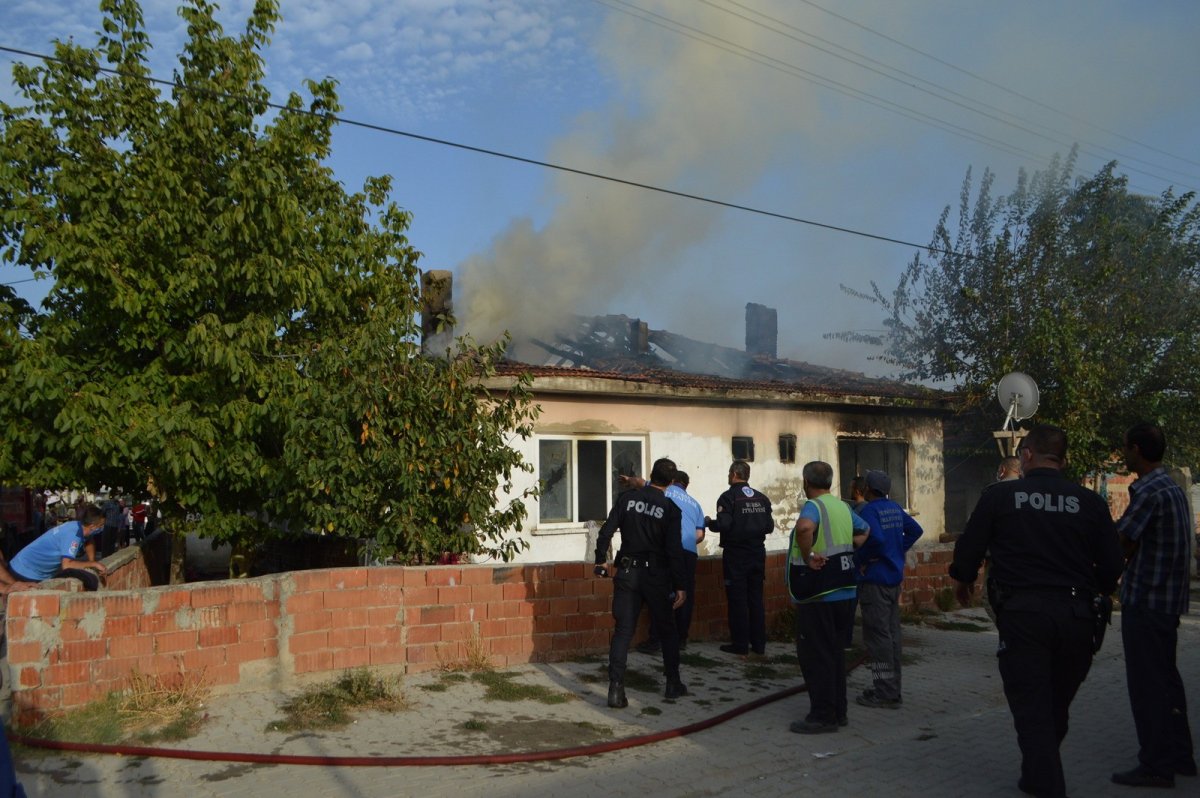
top-left (4, 1), bottom-right (1199, 377)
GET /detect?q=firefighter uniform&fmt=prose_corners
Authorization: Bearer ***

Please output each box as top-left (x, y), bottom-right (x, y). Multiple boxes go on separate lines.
top-left (951, 467), bottom-right (1124, 798)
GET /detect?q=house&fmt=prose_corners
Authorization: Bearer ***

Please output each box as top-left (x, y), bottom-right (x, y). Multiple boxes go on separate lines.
top-left (479, 303), bottom-right (957, 564)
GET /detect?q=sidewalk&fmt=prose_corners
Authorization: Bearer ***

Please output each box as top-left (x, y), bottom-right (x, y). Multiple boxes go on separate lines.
top-left (10, 601), bottom-right (1200, 798)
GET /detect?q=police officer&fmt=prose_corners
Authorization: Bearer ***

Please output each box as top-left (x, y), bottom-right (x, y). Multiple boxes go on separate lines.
top-left (950, 424), bottom-right (1124, 798)
top-left (594, 457), bottom-right (688, 708)
top-left (706, 459), bottom-right (774, 656)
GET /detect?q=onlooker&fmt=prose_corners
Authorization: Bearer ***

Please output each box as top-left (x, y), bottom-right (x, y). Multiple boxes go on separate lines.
top-left (996, 455), bottom-right (1021, 482)
top-left (1111, 422), bottom-right (1196, 788)
top-left (706, 460), bottom-right (774, 656)
top-left (788, 460), bottom-right (870, 734)
top-left (131, 500), bottom-right (148, 543)
top-left (854, 470), bottom-right (923, 709)
top-left (841, 475), bottom-right (868, 647)
top-left (100, 495), bottom-right (122, 557)
top-left (635, 470), bottom-right (706, 654)
top-left (4, 504), bottom-right (108, 589)
top-left (951, 424), bottom-right (1123, 798)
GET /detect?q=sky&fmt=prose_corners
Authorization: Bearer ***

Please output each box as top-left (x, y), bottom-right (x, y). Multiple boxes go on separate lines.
top-left (3, 0), bottom-right (1199, 378)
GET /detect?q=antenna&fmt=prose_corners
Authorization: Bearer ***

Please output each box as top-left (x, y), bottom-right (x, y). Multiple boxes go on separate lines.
top-left (994, 372), bottom-right (1039, 456)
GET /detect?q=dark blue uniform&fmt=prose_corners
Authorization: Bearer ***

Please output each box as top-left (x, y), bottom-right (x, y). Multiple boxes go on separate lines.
top-left (707, 482), bottom-right (774, 654)
top-left (952, 467), bottom-right (1124, 798)
top-left (595, 485), bottom-right (686, 686)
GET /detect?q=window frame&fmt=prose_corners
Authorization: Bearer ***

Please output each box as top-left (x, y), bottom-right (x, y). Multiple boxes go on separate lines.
top-left (837, 437), bottom-right (910, 508)
top-left (778, 433), bottom-right (797, 464)
top-left (731, 435), bottom-right (755, 462)
top-left (535, 435), bottom-right (646, 529)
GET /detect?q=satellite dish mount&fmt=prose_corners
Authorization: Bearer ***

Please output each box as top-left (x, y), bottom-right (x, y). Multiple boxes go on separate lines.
top-left (994, 372), bottom-right (1040, 457)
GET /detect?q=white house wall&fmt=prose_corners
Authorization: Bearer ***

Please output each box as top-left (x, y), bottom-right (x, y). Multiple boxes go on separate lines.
top-left (492, 393), bottom-right (945, 565)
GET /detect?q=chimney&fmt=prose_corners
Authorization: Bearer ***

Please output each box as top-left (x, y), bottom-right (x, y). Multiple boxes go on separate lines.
top-left (629, 318), bottom-right (649, 355)
top-left (745, 303), bottom-right (777, 358)
top-left (421, 270), bottom-right (453, 355)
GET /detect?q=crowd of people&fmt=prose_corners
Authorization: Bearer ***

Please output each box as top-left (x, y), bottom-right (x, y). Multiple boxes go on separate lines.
top-left (592, 421), bottom-right (1195, 797)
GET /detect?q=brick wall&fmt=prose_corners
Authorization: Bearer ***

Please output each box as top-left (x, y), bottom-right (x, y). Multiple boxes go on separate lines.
top-left (3, 547), bottom-right (960, 723)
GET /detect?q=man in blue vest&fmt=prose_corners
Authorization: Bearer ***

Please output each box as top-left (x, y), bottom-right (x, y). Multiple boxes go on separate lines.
top-left (789, 461), bottom-right (870, 733)
top-left (854, 469), bottom-right (923, 709)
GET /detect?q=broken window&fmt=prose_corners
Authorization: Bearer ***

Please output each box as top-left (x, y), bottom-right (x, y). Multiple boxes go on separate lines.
top-left (778, 434), bottom-right (797, 464)
top-left (732, 436), bottom-right (755, 462)
top-left (538, 437), bottom-right (645, 525)
top-left (837, 438), bottom-right (909, 507)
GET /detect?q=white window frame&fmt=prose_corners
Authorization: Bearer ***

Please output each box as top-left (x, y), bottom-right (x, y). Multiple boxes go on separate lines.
top-left (535, 435), bottom-right (646, 530)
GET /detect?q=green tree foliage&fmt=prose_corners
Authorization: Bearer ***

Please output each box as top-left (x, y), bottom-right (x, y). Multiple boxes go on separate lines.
top-left (0, 0), bottom-right (537, 562)
top-left (834, 150), bottom-right (1200, 473)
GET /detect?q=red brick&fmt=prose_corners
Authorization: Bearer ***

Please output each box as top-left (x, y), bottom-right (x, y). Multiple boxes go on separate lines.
top-left (101, 594), bottom-right (144, 617)
top-left (324, 588), bottom-right (370, 609)
top-left (110, 636), bottom-right (155, 658)
top-left (18, 666), bottom-right (41, 688)
top-left (198, 626), bottom-right (240, 647)
top-left (479, 619), bottom-right (507, 638)
top-left (554, 562), bottom-right (586, 580)
top-left (140, 612), bottom-right (178, 634)
top-left (155, 630), bottom-right (198, 653)
top-left (103, 615), bottom-right (140, 637)
top-left (541, 614), bottom-right (569, 633)
top-left (291, 610), bottom-right (334, 634)
top-left (403, 586), bottom-right (440, 606)
top-left (227, 640), bottom-right (273, 665)
top-left (368, 606), bottom-right (402, 626)
top-left (406, 625), bottom-right (441, 644)
top-left (367, 567), bottom-right (406, 587)
top-left (333, 607), bottom-right (370, 628)
top-left (328, 627), bottom-right (366, 649)
top-left (328, 569), bottom-right (369, 590)
top-left (7, 593), bottom-right (58, 618)
top-left (438, 585), bottom-right (472, 605)
top-left (201, 663), bottom-right (241, 687)
top-left (564, 579), bottom-right (594, 597)
top-left (332, 648), bottom-right (371, 670)
top-left (369, 645), bottom-right (406, 666)
top-left (440, 622), bottom-right (475, 642)
top-left (505, 617), bottom-right (534, 636)
top-left (470, 584), bottom-right (504, 604)
top-left (285, 592), bottom-right (325, 613)
top-left (181, 647), bottom-right (227, 672)
top-left (491, 566), bottom-right (524, 584)
top-left (420, 605), bottom-right (455, 625)
top-left (148, 589), bottom-right (191, 611)
top-left (190, 584), bottom-right (249, 608)
top-left (237, 618), bottom-right (277, 642)
top-left (192, 605), bottom-right (228, 629)
top-left (455, 604), bottom-right (484, 623)
top-left (6, 641), bottom-right (42, 664)
top-left (402, 568), bottom-right (427, 587)
top-left (426, 567), bottom-right (463, 587)
top-left (294, 650), bottom-right (333, 674)
top-left (566, 614), bottom-right (596, 632)
top-left (551, 597), bottom-right (579, 615)
top-left (228, 602), bottom-right (271, 624)
top-left (64, 595), bottom-right (104, 619)
top-left (291, 570), bottom-right (333, 591)
top-left (534, 580), bottom-right (565, 598)
top-left (288, 631), bottom-right (330, 654)
top-left (60, 683), bottom-right (101, 710)
top-left (60, 639), bottom-right (106, 663)
top-left (578, 594), bottom-right (611, 614)
top-left (502, 582), bottom-right (532, 600)
top-left (42, 661), bottom-right (90, 687)
top-left (486, 600), bottom-right (521, 620)
top-left (460, 567), bottom-right (493, 585)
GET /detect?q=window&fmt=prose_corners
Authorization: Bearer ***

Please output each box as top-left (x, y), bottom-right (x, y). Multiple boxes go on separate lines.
top-left (778, 434), bottom-right (797, 464)
top-left (838, 438), bottom-right (909, 507)
top-left (732, 436), bottom-right (755, 462)
top-left (538, 437), bottom-right (644, 524)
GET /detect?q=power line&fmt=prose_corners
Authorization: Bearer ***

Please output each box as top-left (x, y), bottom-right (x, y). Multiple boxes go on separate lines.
top-left (793, 0), bottom-right (1200, 172)
top-left (0, 44), bottom-right (972, 261)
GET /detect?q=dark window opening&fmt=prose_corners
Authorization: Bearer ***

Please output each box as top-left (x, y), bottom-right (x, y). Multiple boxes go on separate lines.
top-left (837, 439), bottom-right (909, 507)
top-left (778, 434), bottom-right (797, 464)
top-left (732, 436), bottom-right (755, 462)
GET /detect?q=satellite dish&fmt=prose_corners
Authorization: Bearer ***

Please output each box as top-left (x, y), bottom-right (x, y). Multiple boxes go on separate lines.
top-left (997, 372), bottom-right (1039, 430)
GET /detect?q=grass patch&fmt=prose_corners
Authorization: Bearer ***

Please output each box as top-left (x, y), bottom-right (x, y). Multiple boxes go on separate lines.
top-left (461, 719), bottom-right (488, 732)
top-left (679, 651), bottom-right (723, 669)
top-left (266, 668), bottom-right (405, 733)
top-left (768, 606), bottom-right (796, 641)
top-left (640, 706), bottom-right (662, 716)
top-left (900, 607), bottom-right (989, 633)
top-left (573, 721), bottom-right (613, 737)
top-left (439, 633), bottom-right (494, 673)
top-left (471, 671), bottom-right (573, 704)
top-left (21, 669), bottom-right (210, 745)
top-left (743, 663), bottom-right (785, 680)
top-left (933, 587), bottom-right (957, 612)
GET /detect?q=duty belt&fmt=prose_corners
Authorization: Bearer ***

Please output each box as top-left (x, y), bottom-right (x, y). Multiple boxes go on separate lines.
top-left (619, 554), bottom-right (657, 568)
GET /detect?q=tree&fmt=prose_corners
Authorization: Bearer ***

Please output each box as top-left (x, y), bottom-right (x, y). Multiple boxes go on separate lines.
top-left (0, 0), bottom-right (537, 564)
top-left (833, 150), bottom-right (1200, 474)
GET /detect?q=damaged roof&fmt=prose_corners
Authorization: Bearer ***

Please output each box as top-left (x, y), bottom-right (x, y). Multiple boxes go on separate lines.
top-left (498, 313), bottom-right (955, 409)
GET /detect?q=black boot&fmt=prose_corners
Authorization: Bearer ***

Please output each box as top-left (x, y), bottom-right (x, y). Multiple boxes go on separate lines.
top-left (664, 678), bottom-right (688, 699)
top-left (607, 681), bottom-right (628, 708)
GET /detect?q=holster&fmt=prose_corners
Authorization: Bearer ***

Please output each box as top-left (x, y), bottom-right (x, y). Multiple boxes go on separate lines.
top-left (1091, 593), bottom-right (1113, 653)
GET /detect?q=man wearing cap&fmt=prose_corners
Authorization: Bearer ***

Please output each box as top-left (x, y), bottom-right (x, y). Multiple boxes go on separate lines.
top-left (853, 470), bottom-right (923, 709)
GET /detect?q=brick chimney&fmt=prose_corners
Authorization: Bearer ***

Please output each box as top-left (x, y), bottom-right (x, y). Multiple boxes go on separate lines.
top-left (629, 318), bottom-right (649, 354)
top-left (745, 303), bottom-right (777, 358)
top-left (421, 270), bottom-right (453, 355)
